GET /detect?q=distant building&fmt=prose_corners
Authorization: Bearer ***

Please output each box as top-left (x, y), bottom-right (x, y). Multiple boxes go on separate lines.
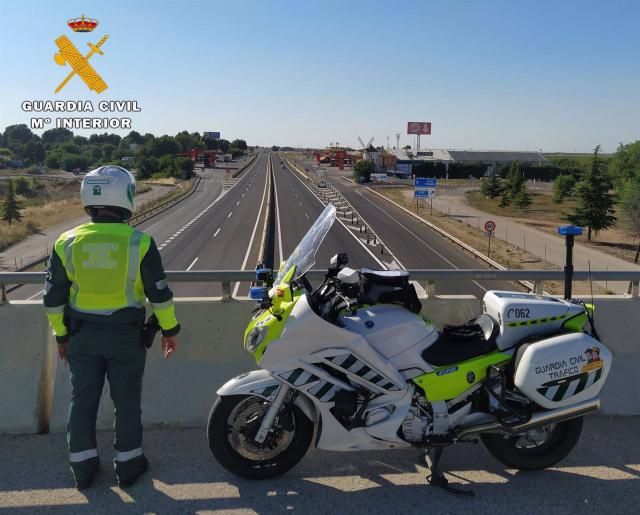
top-left (387, 148), bottom-right (548, 177)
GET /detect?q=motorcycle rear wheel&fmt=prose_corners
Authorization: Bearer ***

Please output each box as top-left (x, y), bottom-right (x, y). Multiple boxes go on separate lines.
top-left (480, 416), bottom-right (583, 470)
top-left (207, 395), bottom-right (314, 479)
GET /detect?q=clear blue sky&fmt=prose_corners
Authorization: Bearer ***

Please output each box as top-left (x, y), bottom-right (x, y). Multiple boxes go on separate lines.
top-left (1, 0), bottom-right (638, 152)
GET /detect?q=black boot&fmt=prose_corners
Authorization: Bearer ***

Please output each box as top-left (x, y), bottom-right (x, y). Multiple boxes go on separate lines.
top-left (117, 455), bottom-right (149, 488)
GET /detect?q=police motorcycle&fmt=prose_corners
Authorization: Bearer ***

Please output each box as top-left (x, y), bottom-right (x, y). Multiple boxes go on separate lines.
top-left (208, 204), bottom-right (611, 495)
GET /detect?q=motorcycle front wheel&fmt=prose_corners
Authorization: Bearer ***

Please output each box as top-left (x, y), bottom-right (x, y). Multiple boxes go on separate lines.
top-left (207, 395), bottom-right (314, 479)
top-left (480, 416), bottom-right (583, 470)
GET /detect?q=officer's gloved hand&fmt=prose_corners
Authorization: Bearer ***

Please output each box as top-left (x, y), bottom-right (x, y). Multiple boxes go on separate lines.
top-left (161, 336), bottom-right (178, 359)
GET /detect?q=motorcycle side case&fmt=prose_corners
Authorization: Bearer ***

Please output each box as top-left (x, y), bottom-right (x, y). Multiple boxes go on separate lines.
top-left (514, 332), bottom-right (612, 409)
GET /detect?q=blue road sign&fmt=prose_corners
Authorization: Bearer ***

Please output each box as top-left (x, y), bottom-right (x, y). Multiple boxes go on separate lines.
top-left (558, 225), bottom-right (583, 236)
top-left (415, 177), bottom-right (437, 188)
top-left (414, 189), bottom-right (434, 198)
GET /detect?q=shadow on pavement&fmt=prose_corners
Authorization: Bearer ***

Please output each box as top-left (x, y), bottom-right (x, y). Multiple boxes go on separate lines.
top-left (0, 416), bottom-right (639, 514)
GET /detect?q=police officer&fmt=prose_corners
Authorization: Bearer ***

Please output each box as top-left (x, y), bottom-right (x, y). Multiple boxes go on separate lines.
top-left (43, 165), bottom-right (180, 490)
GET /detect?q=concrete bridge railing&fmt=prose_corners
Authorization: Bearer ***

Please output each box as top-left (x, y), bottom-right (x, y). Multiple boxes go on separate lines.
top-left (1, 270), bottom-right (639, 434)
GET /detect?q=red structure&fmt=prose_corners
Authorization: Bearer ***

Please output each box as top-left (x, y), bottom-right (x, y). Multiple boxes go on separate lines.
top-left (335, 150), bottom-right (346, 171)
top-left (177, 148), bottom-right (217, 167)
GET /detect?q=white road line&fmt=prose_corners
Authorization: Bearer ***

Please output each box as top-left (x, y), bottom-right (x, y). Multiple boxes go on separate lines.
top-left (232, 156), bottom-right (270, 298)
top-left (273, 164), bottom-right (284, 266)
top-left (214, 228), bottom-right (221, 237)
top-left (186, 257), bottom-right (199, 271)
top-left (283, 162), bottom-right (387, 269)
top-left (27, 289), bottom-right (44, 300)
top-left (236, 200), bottom-right (240, 206)
top-left (353, 187), bottom-right (486, 292)
top-left (228, 211), bottom-right (232, 218)
top-left (305, 212), bottom-right (309, 219)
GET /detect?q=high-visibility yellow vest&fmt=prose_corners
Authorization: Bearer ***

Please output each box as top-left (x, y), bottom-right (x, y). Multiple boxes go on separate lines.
top-left (55, 222), bottom-right (151, 314)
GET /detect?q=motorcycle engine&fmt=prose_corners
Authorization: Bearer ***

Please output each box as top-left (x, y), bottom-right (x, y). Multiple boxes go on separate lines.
top-left (401, 406), bottom-right (433, 443)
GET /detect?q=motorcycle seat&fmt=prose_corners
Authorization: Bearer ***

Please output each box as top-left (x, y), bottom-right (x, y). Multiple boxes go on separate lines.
top-left (421, 314), bottom-right (499, 367)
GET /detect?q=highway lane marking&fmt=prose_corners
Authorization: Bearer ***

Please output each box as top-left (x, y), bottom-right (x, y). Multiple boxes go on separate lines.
top-left (186, 257), bottom-right (199, 271)
top-left (233, 156), bottom-right (270, 298)
top-left (228, 211), bottom-right (233, 218)
top-left (155, 156), bottom-right (263, 252)
top-left (305, 212), bottom-right (309, 219)
top-left (236, 200), bottom-right (240, 206)
top-left (214, 228), bottom-right (221, 237)
top-left (352, 188), bottom-right (487, 293)
top-left (272, 163), bottom-right (284, 265)
top-left (27, 289), bottom-right (44, 300)
top-left (282, 160), bottom-right (387, 270)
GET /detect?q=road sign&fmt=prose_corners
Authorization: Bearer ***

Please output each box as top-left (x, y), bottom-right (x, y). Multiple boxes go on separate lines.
top-left (415, 178), bottom-right (437, 188)
top-left (486, 230), bottom-right (495, 238)
top-left (484, 220), bottom-right (496, 233)
top-left (414, 189), bottom-right (432, 198)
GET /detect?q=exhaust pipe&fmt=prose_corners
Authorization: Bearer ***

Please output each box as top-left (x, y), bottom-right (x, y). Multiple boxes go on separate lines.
top-left (456, 398), bottom-right (600, 440)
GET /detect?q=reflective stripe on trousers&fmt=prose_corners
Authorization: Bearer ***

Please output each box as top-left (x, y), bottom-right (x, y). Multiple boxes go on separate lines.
top-left (115, 447), bottom-right (143, 462)
top-left (69, 448), bottom-right (98, 463)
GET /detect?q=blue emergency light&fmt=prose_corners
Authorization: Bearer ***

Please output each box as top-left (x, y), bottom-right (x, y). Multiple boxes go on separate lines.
top-left (558, 226), bottom-right (583, 236)
top-left (249, 286), bottom-right (268, 300)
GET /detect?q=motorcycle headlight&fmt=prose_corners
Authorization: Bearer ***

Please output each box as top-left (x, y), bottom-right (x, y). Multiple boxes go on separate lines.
top-left (245, 326), bottom-right (268, 353)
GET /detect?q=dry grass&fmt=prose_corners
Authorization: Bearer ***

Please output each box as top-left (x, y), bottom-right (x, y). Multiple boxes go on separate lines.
top-left (0, 199), bottom-right (85, 251)
top-left (466, 189), bottom-right (640, 265)
top-left (377, 187), bottom-right (609, 295)
top-left (0, 180), bottom-right (189, 252)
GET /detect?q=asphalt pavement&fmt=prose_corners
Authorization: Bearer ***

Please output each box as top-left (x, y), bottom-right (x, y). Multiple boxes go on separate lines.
top-left (291, 158), bottom-right (518, 296)
top-left (272, 155), bottom-right (381, 273)
top-left (1, 416), bottom-right (638, 514)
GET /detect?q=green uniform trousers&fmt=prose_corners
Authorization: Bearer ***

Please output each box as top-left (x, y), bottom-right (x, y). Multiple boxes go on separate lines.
top-left (66, 320), bottom-right (147, 483)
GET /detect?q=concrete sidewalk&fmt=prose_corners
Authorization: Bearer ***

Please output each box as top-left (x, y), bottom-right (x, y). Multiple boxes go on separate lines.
top-left (1, 417), bottom-right (638, 513)
top-left (0, 185), bottom-right (176, 271)
top-left (430, 187), bottom-right (640, 294)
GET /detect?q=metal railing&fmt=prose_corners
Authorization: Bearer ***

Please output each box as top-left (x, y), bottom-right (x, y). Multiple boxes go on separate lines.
top-left (2, 269), bottom-right (639, 302)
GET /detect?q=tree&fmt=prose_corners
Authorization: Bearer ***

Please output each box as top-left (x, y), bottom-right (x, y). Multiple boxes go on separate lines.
top-left (567, 145), bottom-right (617, 241)
top-left (481, 171), bottom-right (503, 198)
top-left (2, 179), bottom-right (23, 226)
top-left (149, 135), bottom-right (179, 157)
top-left (498, 189), bottom-right (511, 208)
top-left (608, 140), bottom-right (640, 187)
top-left (22, 140), bottom-right (45, 164)
top-left (176, 156), bottom-right (194, 179)
top-left (353, 159), bottom-right (375, 182)
top-left (42, 128), bottom-right (73, 146)
top-left (513, 183), bottom-right (532, 211)
top-left (620, 178), bottom-right (640, 262)
top-left (230, 139), bottom-right (248, 151)
top-left (13, 176), bottom-right (32, 196)
top-left (552, 174), bottom-right (576, 204)
top-left (271, 145), bottom-right (280, 152)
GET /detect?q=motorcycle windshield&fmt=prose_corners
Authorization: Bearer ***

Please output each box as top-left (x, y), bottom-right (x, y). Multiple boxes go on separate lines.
top-left (274, 203), bottom-right (336, 285)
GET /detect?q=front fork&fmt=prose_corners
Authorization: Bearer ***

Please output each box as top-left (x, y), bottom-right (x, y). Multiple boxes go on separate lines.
top-left (254, 383), bottom-right (291, 444)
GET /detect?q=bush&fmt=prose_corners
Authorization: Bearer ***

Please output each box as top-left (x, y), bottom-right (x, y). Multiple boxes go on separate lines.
top-left (552, 174), bottom-right (576, 204)
top-left (353, 160), bottom-right (375, 182)
top-left (13, 176), bottom-right (32, 196)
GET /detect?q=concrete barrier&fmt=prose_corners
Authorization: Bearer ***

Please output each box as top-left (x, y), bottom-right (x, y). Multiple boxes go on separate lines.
top-left (1, 295), bottom-right (638, 434)
top-left (0, 302), bottom-right (53, 433)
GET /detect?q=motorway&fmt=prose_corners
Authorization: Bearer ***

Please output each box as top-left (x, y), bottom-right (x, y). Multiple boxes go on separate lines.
top-left (284, 157), bottom-right (516, 296)
top-left (11, 151), bottom-right (516, 301)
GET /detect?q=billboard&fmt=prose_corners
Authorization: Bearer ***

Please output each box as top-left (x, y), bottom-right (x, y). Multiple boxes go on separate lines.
top-left (204, 132), bottom-right (221, 140)
top-left (407, 122), bottom-right (432, 135)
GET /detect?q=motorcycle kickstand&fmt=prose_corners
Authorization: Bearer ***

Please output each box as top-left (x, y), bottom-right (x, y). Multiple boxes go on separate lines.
top-left (423, 447), bottom-right (474, 497)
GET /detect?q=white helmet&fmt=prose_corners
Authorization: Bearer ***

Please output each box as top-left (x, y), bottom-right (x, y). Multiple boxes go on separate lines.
top-left (81, 165), bottom-right (136, 219)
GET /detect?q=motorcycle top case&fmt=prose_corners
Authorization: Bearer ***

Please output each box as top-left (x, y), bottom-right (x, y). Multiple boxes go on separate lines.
top-left (483, 291), bottom-right (584, 350)
top-left (513, 332), bottom-right (612, 409)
